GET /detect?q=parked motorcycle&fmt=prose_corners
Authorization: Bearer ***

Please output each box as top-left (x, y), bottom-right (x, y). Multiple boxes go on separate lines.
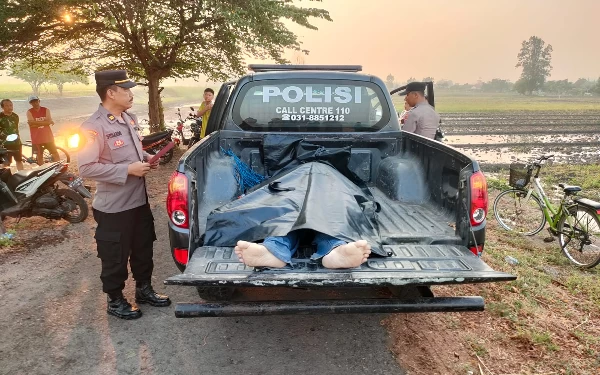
top-left (172, 108), bottom-right (195, 147)
top-left (0, 134), bottom-right (92, 224)
top-left (140, 128), bottom-right (175, 165)
top-left (172, 107), bottom-right (202, 149)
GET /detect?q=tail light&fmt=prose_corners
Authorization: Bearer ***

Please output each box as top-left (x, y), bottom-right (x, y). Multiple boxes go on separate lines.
top-left (173, 248), bottom-right (189, 265)
top-left (470, 171), bottom-right (488, 227)
top-left (469, 244), bottom-right (483, 257)
top-left (167, 171), bottom-right (189, 229)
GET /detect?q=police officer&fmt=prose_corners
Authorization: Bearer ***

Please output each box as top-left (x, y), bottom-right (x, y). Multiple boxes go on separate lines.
top-left (78, 70), bottom-right (170, 320)
top-left (402, 82), bottom-right (440, 139)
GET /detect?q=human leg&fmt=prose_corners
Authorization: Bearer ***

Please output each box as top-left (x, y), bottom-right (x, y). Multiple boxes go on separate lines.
top-left (312, 232), bottom-right (371, 269)
top-left (93, 207), bottom-right (142, 319)
top-left (129, 204), bottom-right (170, 307)
top-left (235, 231), bottom-right (299, 268)
top-left (44, 141), bottom-right (60, 162)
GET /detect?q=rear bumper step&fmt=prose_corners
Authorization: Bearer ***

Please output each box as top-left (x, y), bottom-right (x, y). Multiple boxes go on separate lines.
top-left (165, 244), bottom-right (516, 287)
top-left (174, 296), bottom-right (485, 317)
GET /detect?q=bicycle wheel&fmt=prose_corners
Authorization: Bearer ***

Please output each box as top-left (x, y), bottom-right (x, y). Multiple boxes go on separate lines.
top-left (44, 147), bottom-right (70, 163)
top-left (493, 189), bottom-right (546, 235)
top-left (557, 206), bottom-right (600, 268)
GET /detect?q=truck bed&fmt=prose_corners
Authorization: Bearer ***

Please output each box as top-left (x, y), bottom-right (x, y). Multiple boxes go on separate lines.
top-left (370, 187), bottom-right (459, 245)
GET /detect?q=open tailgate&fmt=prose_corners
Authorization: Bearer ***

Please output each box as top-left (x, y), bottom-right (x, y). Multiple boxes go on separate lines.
top-left (165, 244), bottom-right (515, 317)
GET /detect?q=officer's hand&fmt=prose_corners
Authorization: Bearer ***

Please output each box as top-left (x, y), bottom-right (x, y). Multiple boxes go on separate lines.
top-left (127, 162), bottom-right (151, 177)
top-left (149, 159), bottom-right (159, 170)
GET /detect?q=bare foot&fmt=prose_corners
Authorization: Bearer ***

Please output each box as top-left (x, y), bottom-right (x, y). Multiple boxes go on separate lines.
top-left (322, 240), bottom-right (371, 269)
top-left (234, 241), bottom-right (286, 268)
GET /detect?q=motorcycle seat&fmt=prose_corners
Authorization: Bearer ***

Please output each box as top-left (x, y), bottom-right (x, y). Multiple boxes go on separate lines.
top-left (8, 167), bottom-right (53, 191)
top-left (142, 131), bottom-right (171, 145)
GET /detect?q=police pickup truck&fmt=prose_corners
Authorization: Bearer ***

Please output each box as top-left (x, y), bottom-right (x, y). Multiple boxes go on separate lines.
top-left (164, 65), bottom-right (515, 317)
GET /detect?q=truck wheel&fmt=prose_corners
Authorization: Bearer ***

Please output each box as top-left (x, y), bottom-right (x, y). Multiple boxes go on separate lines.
top-left (196, 286), bottom-right (235, 301)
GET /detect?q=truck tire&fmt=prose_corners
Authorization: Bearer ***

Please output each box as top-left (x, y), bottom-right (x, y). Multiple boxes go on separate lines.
top-left (196, 286), bottom-right (235, 301)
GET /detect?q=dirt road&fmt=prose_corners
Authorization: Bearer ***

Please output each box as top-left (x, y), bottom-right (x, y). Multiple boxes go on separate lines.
top-left (0, 153), bottom-right (406, 375)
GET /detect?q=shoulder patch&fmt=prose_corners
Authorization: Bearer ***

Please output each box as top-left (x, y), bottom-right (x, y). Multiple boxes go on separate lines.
top-left (87, 130), bottom-right (98, 142)
top-left (107, 114), bottom-right (116, 121)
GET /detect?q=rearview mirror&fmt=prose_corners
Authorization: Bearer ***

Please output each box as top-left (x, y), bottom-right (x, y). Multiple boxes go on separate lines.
top-left (5, 134), bottom-right (18, 142)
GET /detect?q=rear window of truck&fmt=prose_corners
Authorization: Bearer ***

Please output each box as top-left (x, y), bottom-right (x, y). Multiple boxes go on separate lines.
top-left (231, 79), bottom-right (391, 132)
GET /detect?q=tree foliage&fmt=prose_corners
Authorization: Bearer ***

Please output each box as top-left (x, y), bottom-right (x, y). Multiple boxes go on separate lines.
top-left (481, 79), bottom-right (513, 93)
top-left (515, 36), bottom-right (553, 95)
top-left (436, 79), bottom-right (453, 89)
top-left (47, 64), bottom-right (89, 95)
top-left (594, 78), bottom-right (600, 95)
top-left (543, 79), bottom-right (573, 96)
top-left (8, 60), bottom-right (50, 96)
top-left (1, 0), bottom-right (331, 131)
top-left (8, 59), bottom-right (89, 96)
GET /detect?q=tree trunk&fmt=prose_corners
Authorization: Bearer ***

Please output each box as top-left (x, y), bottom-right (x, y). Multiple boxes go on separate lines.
top-left (30, 83), bottom-right (40, 96)
top-left (147, 74), bottom-right (164, 133)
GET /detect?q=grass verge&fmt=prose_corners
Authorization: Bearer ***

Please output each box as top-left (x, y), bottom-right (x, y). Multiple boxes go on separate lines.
top-left (385, 169), bottom-right (600, 374)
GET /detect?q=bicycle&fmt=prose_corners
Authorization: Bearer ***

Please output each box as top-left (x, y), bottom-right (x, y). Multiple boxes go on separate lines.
top-left (21, 141), bottom-right (70, 165)
top-left (493, 154), bottom-right (600, 268)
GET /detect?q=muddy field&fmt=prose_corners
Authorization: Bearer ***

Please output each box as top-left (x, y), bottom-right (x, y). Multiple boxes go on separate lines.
top-left (441, 111), bottom-right (600, 166)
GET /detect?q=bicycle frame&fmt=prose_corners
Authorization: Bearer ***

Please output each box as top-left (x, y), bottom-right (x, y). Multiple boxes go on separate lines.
top-left (526, 177), bottom-right (572, 231)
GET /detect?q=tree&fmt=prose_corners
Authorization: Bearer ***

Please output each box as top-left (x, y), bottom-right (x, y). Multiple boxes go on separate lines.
top-left (572, 78), bottom-right (595, 96)
top-left (405, 77), bottom-right (416, 84)
top-left (2, 0), bottom-right (331, 132)
top-left (594, 78), bottom-right (600, 95)
top-left (515, 36), bottom-right (553, 95)
top-left (8, 60), bottom-right (50, 96)
top-left (421, 77), bottom-right (434, 83)
top-left (543, 79), bottom-right (573, 96)
top-left (437, 79), bottom-right (453, 89)
top-left (385, 73), bottom-right (395, 89)
top-left (48, 66), bottom-right (89, 96)
top-left (514, 78), bottom-right (528, 95)
top-left (481, 79), bottom-right (513, 93)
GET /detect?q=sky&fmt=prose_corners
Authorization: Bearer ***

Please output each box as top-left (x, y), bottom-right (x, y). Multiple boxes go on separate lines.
top-left (279, 0), bottom-right (600, 83)
top-left (1, 0), bottom-right (598, 86)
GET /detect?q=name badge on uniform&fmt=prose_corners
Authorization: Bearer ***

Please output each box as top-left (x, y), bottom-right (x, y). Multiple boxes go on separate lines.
top-left (106, 131), bottom-right (122, 140)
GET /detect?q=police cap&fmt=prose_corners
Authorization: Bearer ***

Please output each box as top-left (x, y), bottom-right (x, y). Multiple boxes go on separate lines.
top-left (95, 70), bottom-right (138, 89)
top-left (405, 81), bottom-right (426, 94)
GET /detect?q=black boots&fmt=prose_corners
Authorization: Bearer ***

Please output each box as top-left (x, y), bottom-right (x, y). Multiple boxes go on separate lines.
top-left (135, 282), bottom-right (171, 307)
top-left (107, 295), bottom-right (143, 320)
top-left (107, 284), bottom-right (170, 320)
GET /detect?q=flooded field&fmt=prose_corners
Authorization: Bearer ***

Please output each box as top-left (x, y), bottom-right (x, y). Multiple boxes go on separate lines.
top-left (442, 111), bottom-right (600, 166)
